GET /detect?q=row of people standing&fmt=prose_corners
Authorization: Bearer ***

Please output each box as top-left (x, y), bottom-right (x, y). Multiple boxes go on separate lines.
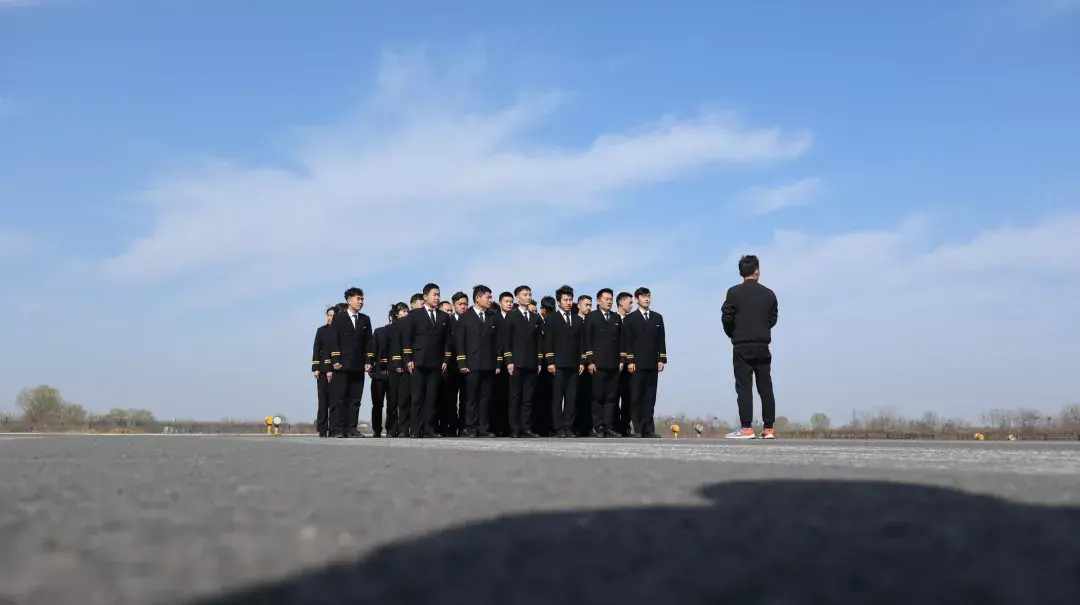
top-left (311, 283), bottom-right (667, 439)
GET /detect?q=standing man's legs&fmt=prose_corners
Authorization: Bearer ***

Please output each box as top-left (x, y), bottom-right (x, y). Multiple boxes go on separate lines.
top-left (397, 371), bottom-right (412, 437)
top-left (726, 344), bottom-right (761, 439)
top-left (346, 372), bottom-right (366, 435)
top-left (328, 373), bottom-right (347, 437)
top-left (752, 346), bottom-right (776, 431)
top-left (422, 369), bottom-right (441, 436)
top-left (630, 370), bottom-right (646, 437)
top-left (617, 369), bottom-right (632, 436)
top-left (590, 369), bottom-right (619, 435)
top-left (370, 377), bottom-right (388, 437)
top-left (410, 369), bottom-right (428, 438)
top-left (316, 374), bottom-right (330, 437)
top-left (638, 369), bottom-right (659, 437)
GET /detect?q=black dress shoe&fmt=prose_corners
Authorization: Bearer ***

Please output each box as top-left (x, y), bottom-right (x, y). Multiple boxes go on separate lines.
top-left (642, 432), bottom-right (661, 438)
top-left (478, 431), bottom-right (496, 438)
top-left (521, 431), bottom-right (540, 438)
top-left (318, 432), bottom-right (328, 438)
top-left (589, 429), bottom-right (605, 438)
top-left (602, 429), bottom-right (620, 438)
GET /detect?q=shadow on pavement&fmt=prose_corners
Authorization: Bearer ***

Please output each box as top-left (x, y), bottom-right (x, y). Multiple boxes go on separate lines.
top-left (190, 480), bottom-right (1080, 604)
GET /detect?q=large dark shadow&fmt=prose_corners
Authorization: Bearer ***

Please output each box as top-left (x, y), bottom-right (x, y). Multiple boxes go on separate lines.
top-left (191, 480), bottom-right (1080, 604)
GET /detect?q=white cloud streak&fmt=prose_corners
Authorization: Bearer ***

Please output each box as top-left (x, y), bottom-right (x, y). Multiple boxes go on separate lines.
top-left (740, 177), bottom-right (822, 215)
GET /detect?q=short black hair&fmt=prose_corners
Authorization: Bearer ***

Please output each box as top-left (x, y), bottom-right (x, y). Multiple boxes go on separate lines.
top-left (344, 287), bottom-right (364, 299)
top-left (410, 293), bottom-right (424, 304)
top-left (738, 255), bottom-right (760, 278)
top-left (325, 305), bottom-right (336, 314)
top-left (452, 291), bottom-right (468, 304)
top-left (390, 302), bottom-right (408, 320)
top-left (596, 288), bottom-right (613, 300)
top-left (540, 295), bottom-right (557, 312)
top-left (473, 284), bottom-right (492, 301)
top-left (555, 285), bottom-right (574, 302)
top-left (423, 283), bottom-right (440, 295)
top-left (499, 291), bottom-right (513, 301)
top-left (634, 286), bottom-right (651, 298)
top-left (439, 300), bottom-right (452, 309)
top-left (616, 292), bottom-right (632, 305)
top-left (333, 302), bottom-right (348, 313)
top-left (513, 285), bottom-right (531, 296)
top-left (577, 294), bottom-right (592, 303)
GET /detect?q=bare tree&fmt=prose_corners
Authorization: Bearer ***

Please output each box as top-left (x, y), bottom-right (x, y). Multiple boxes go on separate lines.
top-left (16, 385), bottom-right (65, 426)
top-left (810, 412), bottom-right (831, 431)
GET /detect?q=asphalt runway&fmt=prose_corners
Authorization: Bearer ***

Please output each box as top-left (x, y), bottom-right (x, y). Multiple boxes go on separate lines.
top-left (2, 435), bottom-right (1079, 605)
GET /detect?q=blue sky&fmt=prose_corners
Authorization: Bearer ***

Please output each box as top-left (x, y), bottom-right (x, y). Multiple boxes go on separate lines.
top-left (1, 0), bottom-right (1078, 425)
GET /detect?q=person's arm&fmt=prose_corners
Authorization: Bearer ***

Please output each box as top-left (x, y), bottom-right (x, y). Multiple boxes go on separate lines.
top-left (441, 316), bottom-right (453, 369)
top-left (721, 288), bottom-right (737, 338)
top-left (455, 315), bottom-right (467, 371)
top-left (657, 314), bottom-right (667, 365)
top-left (363, 319), bottom-right (374, 372)
top-left (584, 314), bottom-right (595, 366)
top-left (769, 292), bottom-right (778, 328)
top-left (543, 316), bottom-right (555, 370)
top-left (622, 316), bottom-right (636, 370)
top-left (312, 329), bottom-right (322, 375)
top-left (502, 314), bottom-right (514, 368)
top-left (366, 327), bottom-right (379, 370)
top-left (329, 316), bottom-right (343, 369)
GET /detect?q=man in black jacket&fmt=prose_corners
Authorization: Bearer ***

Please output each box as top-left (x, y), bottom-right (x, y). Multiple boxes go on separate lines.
top-left (368, 311), bottom-right (395, 438)
top-left (403, 283), bottom-right (452, 438)
top-left (311, 305), bottom-right (336, 437)
top-left (328, 288), bottom-right (373, 438)
top-left (721, 255), bottom-right (779, 440)
top-left (503, 285), bottom-right (543, 437)
top-left (584, 288), bottom-right (623, 437)
top-left (455, 285), bottom-right (501, 437)
top-left (623, 287), bottom-right (666, 438)
top-left (544, 285), bottom-right (586, 438)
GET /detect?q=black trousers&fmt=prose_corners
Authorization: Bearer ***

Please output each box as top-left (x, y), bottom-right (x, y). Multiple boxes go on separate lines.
top-left (535, 371), bottom-right (552, 435)
top-left (616, 369), bottom-right (632, 435)
top-left (439, 371), bottom-right (463, 435)
top-left (733, 344), bottom-right (776, 427)
top-left (509, 367), bottom-right (538, 433)
top-left (329, 370), bottom-right (365, 435)
top-left (550, 368), bottom-right (579, 433)
top-left (575, 371), bottom-right (592, 435)
top-left (463, 370), bottom-right (494, 433)
top-left (492, 371), bottom-right (510, 435)
top-left (316, 373), bottom-right (330, 435)
top-left (392, 370), bottom-right (411, 437)
top-left (371, 375), bottom-right (394, 436)
top-left (631, 369), bottom-right (659, 436)
top-left (590, 367), bottom-right (620, 431)
top-left (409, 367), bottom-right (441, 436)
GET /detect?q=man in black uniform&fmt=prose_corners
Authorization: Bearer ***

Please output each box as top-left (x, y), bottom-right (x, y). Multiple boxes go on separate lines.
top-left (544, 286), bottom-right (586, 438)
top-left (615, 291), bottom-right (635, 436)
top-left (455, 284), bottom-right (502, 437)
top-left (311, 305), bottom-right (336, 437)
top-left (437, 292), bottom-right (467, 436)
top-left (503, 285), bottom-right (543, 437)
top-left (574, 293), bottom-right (593, 436)
top-left (368, 310), bottom-right (395, 437)
top-left (585, 288), bottom-right (623, 437)
top-left (535, 295), bottom-right (557, 436)
top-left (721, 254), bottom-right (779, 440)
top-left (403, 283), bottom-right (452, 438)
top-left (410, 293), bottom-right (425, 310)
top-left (489, 291), bottom-right (515, 436)
top-left (623, 286), bottom-right (666, 438)
top-left (328, 288), bottom-right (373, 438)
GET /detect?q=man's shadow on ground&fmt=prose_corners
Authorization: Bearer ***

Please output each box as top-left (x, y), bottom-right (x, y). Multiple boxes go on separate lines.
top-left (192, 480), bottom-right (1080, 605)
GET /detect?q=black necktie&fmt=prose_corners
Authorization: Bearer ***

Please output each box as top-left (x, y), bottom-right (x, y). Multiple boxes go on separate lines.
top-left (603, 311), bottom-right (609, 321)
top-left (429, 309), bottom-right (435, 326)
top-left (565, 312), bottom-right (571, 326)
top-left (644, 311), bottom-right (649, 321)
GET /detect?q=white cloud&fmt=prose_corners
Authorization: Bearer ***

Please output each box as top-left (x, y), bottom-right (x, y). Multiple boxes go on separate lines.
top-left (740, 177), bottom-right (822, 215)
top-left (98, 50), bottom-right (811, 307)
top-left (0, 227), bottom-right (32, 261)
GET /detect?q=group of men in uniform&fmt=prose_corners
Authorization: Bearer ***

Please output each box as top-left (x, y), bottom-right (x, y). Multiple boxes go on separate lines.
top-left (310, 283), bottom-right (667, 439)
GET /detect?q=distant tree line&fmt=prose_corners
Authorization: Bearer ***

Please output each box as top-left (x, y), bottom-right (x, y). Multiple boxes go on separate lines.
top-left (3, 384), bottom-right (1078, 440)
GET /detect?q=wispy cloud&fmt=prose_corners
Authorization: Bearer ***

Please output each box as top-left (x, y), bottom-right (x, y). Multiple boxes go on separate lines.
top-left (0, 227), bottom-right (33, 263)
top-left (98, 50), bottom-right (812, 309)
top-left (740, 177), bottom-right (822, 215)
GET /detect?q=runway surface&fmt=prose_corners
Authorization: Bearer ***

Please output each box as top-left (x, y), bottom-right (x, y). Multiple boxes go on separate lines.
top-left (2, 434), bottom-right (1079, 604)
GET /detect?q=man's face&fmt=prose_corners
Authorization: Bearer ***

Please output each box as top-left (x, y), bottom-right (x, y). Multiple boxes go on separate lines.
top-left (424, 288), bottom-right (441, 308)
top-left (453, 298), bottom-right (468, 315)
top-left (516, 289), bottom-right (533, 307)
top-left (617, 297), bottom-right (632, 314)
top-left (476, 291), bottom-right (493, 310)
top-left (636, 293), bottom-right (651, 310)
top-left (412, 298), bottom-right (424, 309)
top-left (325, 310), bottom-right (334, 325)
top-left (578, 298), bottom-right (591, 315)
top-left (597, 291), bottom-right (613, 312)
top-left (439, 301), bottom-right (452, 314)
top-left (558, 294), bottom-right (574, 312)
top-left (500, 296), bottom-right (514, 313)
top-left (527, 302), bottom-right (537, 314)
top-left (348, 294), bottom-right (363, 312)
